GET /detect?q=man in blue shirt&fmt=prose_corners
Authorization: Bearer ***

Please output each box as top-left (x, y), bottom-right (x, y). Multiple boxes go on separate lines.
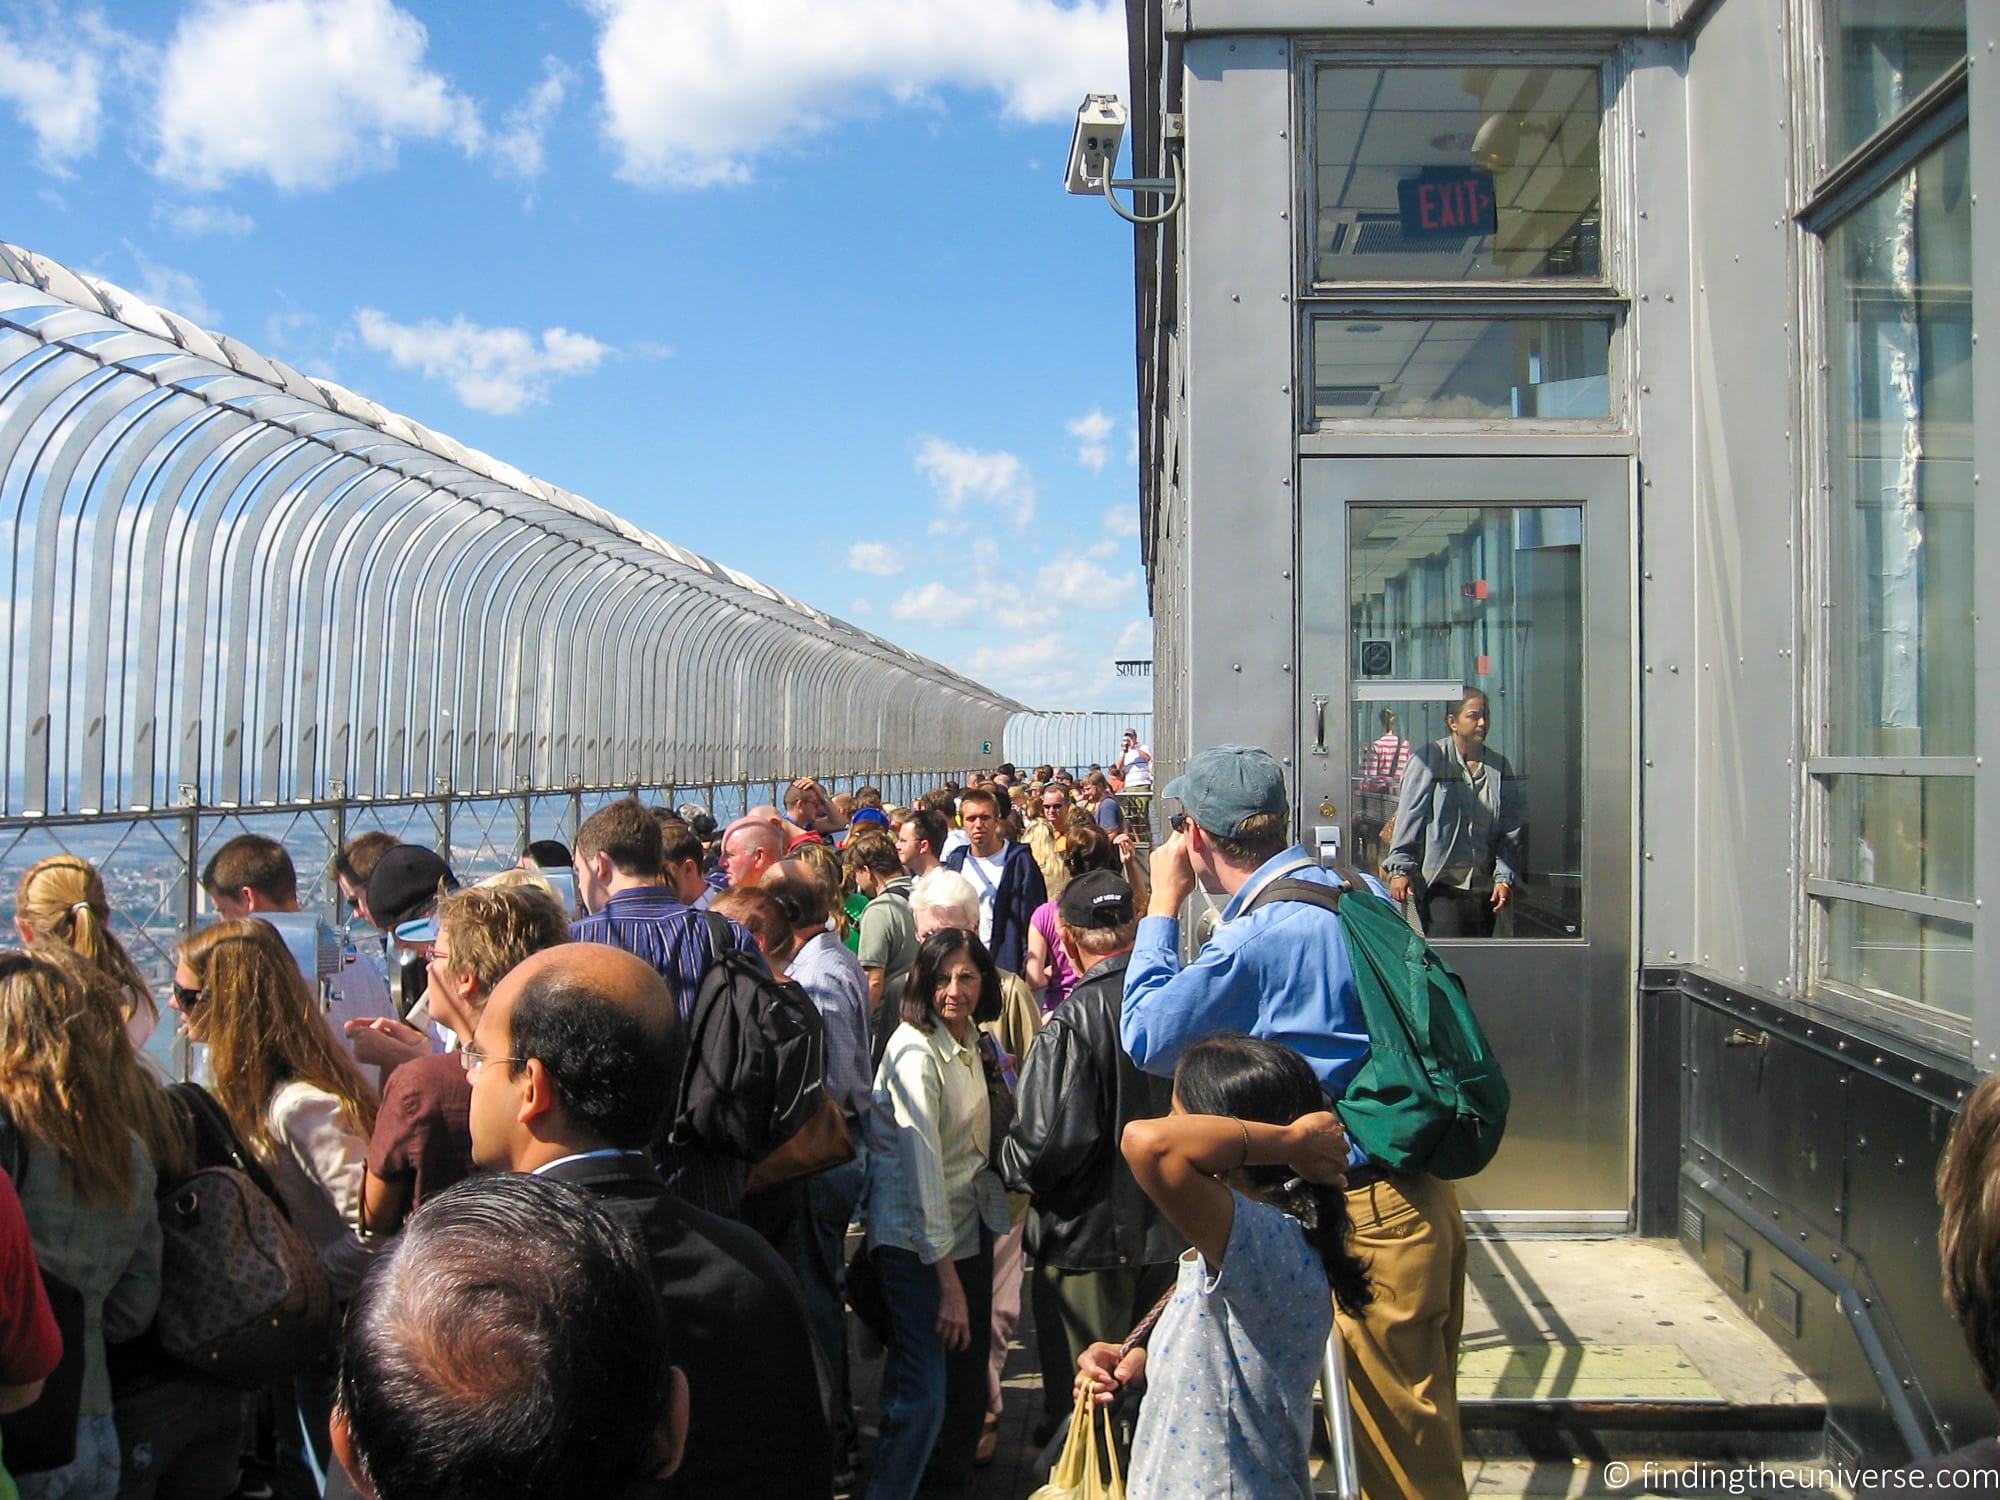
top-left (571, 795), bottom-right (763, 1219)
top-left (1123, 744), bottom-right (1469, 1500)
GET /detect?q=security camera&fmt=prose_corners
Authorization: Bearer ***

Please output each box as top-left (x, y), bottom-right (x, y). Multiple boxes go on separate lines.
top-left (1067, 94), bottom-right (1128, 195)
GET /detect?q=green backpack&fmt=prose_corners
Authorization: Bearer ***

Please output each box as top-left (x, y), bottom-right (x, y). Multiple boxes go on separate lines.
top-left (1243, 877), bottom-right (1510, 1179)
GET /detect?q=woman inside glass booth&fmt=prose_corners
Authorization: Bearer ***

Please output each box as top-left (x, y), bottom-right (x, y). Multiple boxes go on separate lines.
top-left (1381, 688), bottom-right (1525, 939)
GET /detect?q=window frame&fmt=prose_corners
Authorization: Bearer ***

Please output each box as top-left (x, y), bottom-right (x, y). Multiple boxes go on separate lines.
top-left (1798, 6), bottom-right (1975, 1047)
top-left (1295, 44), bottom-right (1631, 436)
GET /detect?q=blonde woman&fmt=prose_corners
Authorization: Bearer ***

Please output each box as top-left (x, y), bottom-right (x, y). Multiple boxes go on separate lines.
top-left (0, 946), bottom-right (182, 1500)
top-left (173, 920), bottom-right (379, 1297)
top-left (14, 855), bottom-right (161, 1051)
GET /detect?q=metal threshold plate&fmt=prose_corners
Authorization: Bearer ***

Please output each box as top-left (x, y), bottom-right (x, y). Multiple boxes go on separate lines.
top-left (1456, 1344), bottom-right (1725, 1404)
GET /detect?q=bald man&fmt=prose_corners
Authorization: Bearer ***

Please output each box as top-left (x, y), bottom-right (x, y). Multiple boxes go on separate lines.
top-left (468, 945), bottom-right (833, 1500)
top-left (719, 815), bottom-right (786, 890)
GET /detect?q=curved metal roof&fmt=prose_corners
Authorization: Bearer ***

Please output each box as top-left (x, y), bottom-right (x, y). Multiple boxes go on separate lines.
top-left (0, 241), bottom-right (1019, 816)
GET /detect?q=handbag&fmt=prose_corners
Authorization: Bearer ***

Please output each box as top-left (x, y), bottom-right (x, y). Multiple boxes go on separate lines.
top-left (743, 1093), bottom-right (856, 1195)
top-left (152, 1085), bottom-right (338, 1388)
top-left (1028, 1387), bottom-right (1125, 1500)
top-left (0, 1110), bottom-right (86, 1475)
top-left (976, 1031), bottom-right (1016, 1164)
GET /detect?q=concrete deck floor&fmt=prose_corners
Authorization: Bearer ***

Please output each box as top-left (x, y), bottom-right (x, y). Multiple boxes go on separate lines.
top-left (846, 1236), bottom-right (1824, 1498)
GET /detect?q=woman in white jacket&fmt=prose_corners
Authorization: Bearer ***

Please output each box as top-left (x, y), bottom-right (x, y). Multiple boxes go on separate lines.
top-left (174, 918), bottom-right (380, 1473)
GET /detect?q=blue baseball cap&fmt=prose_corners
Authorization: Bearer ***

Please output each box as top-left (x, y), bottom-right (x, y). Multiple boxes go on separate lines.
top-left (1159, 744), bottom-right (1289, 837)
top-left (849, 807), bottom-right (890, 828)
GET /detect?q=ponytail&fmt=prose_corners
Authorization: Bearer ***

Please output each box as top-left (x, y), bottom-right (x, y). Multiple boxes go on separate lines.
top-left (16, 856), bottom-right (159, 1034)
top-left (1272, 1177), bottom-right (1372, 1314)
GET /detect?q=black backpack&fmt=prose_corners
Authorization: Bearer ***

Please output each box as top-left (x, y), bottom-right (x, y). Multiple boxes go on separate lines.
top-left (669, 913), bottom-right (829, 1163)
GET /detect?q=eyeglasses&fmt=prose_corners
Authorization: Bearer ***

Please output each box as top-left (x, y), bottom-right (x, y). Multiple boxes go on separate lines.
top-left (1169, 812), bottom-right (1189, 834)
top-left (459, 1042), bottom-right (522, 1076)
top-left (172, 981), bottom-right (205, 1010)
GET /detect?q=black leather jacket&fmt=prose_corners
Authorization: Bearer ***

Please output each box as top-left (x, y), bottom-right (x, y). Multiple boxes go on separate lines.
top-left (1000, 953), bottom-right (1185, 1271)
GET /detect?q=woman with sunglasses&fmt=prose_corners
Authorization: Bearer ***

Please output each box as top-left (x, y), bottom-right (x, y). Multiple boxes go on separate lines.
top-left (174, 919), bottom-right (378, 1479)
top-left (358, 881), bottom-right (567, 1237)
top-left (0, 945), bottom-right (189, 1500)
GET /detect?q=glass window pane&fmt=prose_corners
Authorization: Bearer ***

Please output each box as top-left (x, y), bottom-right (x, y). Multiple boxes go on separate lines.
top-left (1827, 131), bottom-right (1973, 757)
top-left (1348, 506), bottom-right (1582, 940)
top-left (1829, 0), bottom-right (1966, 156)
top-left (1310, 315), bottom-right (1610, 421)
top-left (1312, 65), bottom-right (1601, 283)
top-left (1824, 899), bottom-right (1971, 1019)
top-left (1825, 774), bottom-right (1973, 899)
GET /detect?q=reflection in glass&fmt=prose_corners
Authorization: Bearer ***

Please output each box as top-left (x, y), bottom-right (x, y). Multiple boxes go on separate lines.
top-left (1312, 65), bottom-right (1601, 283)
top-left (1347, 506), bottom-right (1582, 940)
top-left (1310, 315), bottom-right (1610, 421)
top-left (1829, 0), bottom-right (1966, 156)
top-left (1826, 900), bottom-right (1971, 1019)
top-left (1828, 131), bottom-right (1972, 758)
top-left (1825, 774), bottom-right (1972, 900)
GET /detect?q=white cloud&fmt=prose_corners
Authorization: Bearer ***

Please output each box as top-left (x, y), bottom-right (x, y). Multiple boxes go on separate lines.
top-left (153, 201), bottom-right (255, 237)
top-left (586, 0), bottom-right (1126, 188)
top-left (916, 437), bottom-right (1036, 531)
top-left (1034, 555), bottom-right (1135, 610)
top-left (1104, 503), bottom-right (1139, 538)
top-left (492, 57), bottom-right (574, 180)
top-left (120, 243), bottom-right (219, 325)
top-left (849, 597), bottom-right (873, 616)
top-left (890, 581), bottom-right (979, 629)
top-left (1066, 407), bottom-right (1113, 471)
top-left (355, 308), bottom-right (612, 415)
top-left (154, 0), bottom-right (483, 191)
top-left (0, 8), bottom-right (129, 173)
top-left (1114, 618), bottom-right (1151, 655)
top-left (846, 541), bottom-right (905, 577)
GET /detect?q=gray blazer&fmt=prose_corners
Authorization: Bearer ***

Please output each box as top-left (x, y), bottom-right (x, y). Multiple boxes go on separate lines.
top-left (1382, 738), bottom-right (1526, 888)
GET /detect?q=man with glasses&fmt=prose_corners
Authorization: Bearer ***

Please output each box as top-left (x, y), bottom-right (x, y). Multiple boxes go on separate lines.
top-left (942, 786), bottom-right (1046, 976)
top-left (466, 943), bottom-right (832, 1500)
top-left (1025, 783), bottom-right (1076, 903)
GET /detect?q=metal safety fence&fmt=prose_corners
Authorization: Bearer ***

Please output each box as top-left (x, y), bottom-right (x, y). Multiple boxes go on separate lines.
top-left (1004, 711), bottom-right (1155, 775)
top-left (0, 241), bottom-right (1020, 825)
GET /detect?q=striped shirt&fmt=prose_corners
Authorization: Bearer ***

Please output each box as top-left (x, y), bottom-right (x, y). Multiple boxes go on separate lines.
top-left (785, 930), bottom-right (874, 1130)
top-left (864, 1019), bottom-right (1009, 1264)
top-left (570, 884), bottom-right (763, 1217)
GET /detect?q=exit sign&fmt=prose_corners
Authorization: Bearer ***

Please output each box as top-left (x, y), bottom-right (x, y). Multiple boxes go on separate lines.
top-left (1397, 167), bottom-right (1497, 240)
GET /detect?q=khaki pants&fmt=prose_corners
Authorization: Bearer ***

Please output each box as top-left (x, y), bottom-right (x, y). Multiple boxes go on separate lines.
top-left (1337, 1171), bottom-right (1468, 1500)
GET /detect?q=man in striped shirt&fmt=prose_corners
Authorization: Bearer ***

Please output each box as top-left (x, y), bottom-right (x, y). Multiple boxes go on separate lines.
top-left (571, 795), bottom-right (764, 1218)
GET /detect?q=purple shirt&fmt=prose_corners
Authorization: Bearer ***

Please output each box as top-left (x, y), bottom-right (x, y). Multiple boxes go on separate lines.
top-left (1029, 901), bottom-right (1084, 1012)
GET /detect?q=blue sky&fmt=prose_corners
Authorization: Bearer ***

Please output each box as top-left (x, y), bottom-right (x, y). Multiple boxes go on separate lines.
top-left (0, 0), bottom-right (1150, 711)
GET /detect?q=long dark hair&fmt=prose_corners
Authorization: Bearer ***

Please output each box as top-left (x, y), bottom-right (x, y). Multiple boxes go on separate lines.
top-left (1173, 1034), bottom-right (1372, 1313)
top-left (900, 927), bottom-right (1002, 1030)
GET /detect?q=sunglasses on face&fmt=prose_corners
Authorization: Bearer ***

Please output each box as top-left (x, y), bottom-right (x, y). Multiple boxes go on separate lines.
top-left (172, 981), bottom-right (204, 1010)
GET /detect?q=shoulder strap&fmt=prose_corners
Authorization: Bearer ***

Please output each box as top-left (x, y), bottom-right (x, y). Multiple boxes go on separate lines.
top-left (1240, 877), bottom-right (1347, 920)
top-left (168, 1083), bottom-right (285, 1207)
top-left (702, 909), bottom-right (733, 962)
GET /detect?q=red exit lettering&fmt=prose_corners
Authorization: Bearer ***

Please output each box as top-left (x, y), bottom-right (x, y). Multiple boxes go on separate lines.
top-left (1417, 177), bottom-right (1493, 231)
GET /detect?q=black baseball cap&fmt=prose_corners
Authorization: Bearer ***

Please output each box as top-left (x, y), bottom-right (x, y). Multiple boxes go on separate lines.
top-left (365, 845), bottom-right (459, 932)
top-left (1058, 871), bottom-right (1134, 930)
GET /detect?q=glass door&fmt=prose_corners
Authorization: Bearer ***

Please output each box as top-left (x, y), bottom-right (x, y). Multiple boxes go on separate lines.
top-left (1300, 458), bottom-right (1632, 1220)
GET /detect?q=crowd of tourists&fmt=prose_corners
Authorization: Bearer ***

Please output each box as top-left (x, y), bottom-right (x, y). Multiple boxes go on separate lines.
top-left (3, 736), bottom-right (1990, 1499)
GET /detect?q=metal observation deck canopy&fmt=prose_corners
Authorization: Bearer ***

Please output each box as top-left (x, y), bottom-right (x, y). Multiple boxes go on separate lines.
top-left (0, 240), bottom-right (1022, 816)
top-left (0, 240), bottom-right (1025, 959)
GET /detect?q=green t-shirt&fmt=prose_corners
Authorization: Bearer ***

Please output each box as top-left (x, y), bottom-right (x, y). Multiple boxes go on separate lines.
top-left (856, 879), bottom-right (918, 979)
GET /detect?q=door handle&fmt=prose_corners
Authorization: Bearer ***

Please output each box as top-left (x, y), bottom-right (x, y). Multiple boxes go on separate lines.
top-left (1312, 695), bottom-right (1329, 756)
